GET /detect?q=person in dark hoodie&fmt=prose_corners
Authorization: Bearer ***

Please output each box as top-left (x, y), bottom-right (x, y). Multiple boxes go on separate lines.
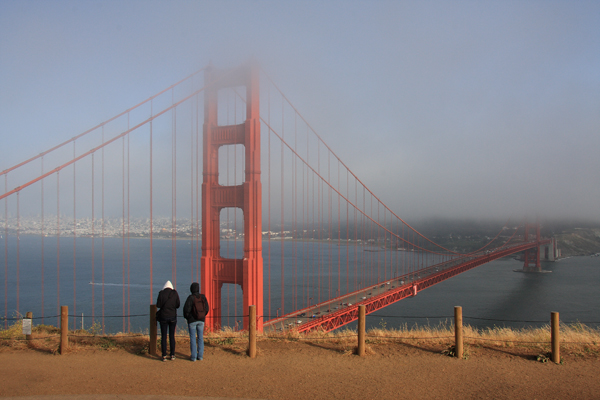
top-left (183, 282), bottom-right (209, 361)
top-left (156, 280), bottom-right (180, 361)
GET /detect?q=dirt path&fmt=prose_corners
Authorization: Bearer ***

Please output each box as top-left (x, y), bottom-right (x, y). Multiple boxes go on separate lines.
top-left (1, 341), bottom-right (599, 399)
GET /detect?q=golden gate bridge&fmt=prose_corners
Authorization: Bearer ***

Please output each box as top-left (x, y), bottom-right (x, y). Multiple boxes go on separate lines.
top-left (1, 62), bottom-right (554, 333)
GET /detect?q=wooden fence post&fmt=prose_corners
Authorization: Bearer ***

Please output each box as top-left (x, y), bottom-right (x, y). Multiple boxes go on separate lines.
top-left (249, 305), bottom-right (257, 358)
top-left (25, 312), bottom-right (33, 341)
top-left (358, 305), bottom-right (366, 356)
top-left (551, 311), bottom-right (560, 364)
top-left (60, 306), bottom-right (68, 354)
top-left (149, 304), bottom-right (157, 356)
top-left (454, 306), bottom-right (463, 359)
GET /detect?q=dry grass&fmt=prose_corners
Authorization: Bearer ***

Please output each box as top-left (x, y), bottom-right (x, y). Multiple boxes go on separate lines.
top-left (1, 317), bottom-right (599, 358)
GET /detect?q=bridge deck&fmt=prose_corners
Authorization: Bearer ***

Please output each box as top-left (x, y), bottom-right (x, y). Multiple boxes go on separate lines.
top-left (264, 240), bottom-right (549, 333)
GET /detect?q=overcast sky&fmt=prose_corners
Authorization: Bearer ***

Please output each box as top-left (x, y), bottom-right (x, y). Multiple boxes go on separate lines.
top-left (1, 0), bottom-right (599, 223)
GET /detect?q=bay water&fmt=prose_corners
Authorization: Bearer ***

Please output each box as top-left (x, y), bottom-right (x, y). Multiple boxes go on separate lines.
top-left (2, 235), bottom-right (599, 333)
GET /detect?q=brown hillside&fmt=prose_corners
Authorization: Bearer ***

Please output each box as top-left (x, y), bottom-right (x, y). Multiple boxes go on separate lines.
top-left (555, 228), bottom-right (600, 257)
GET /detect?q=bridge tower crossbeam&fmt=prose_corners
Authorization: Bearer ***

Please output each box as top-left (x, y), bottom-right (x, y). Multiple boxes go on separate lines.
top-left (201, 63), bottom-right (263, 332)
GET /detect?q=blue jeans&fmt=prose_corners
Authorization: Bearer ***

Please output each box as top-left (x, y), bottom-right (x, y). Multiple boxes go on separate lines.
top-left (188, 320), bottom-right (205, 361)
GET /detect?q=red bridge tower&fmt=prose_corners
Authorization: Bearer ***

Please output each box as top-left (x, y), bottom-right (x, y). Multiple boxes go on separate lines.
top-left (522, 223), bottom-right (541, 272)
top-left (201, 63), bottom-right (263, 332)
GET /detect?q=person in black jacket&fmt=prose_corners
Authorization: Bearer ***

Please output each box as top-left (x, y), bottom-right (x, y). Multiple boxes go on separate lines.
top-left (156, 280), bottom-right (180, 361)
top-left (183, 282), bottom-right (209, 361)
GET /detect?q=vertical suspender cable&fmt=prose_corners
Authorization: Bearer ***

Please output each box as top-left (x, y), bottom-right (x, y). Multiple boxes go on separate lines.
top-left (56, 172), bottom-right (60, 326)
top-left (314, 169), bottom-right (318, 304)
top-left (101, 127), bottom-right (105, 334)
top-left (368, 194), bottom-right (372, 287)
top-left (304, 126), bottom-right (309, 307)
top-left (305, 129), bottom-right (309, 307)
top-left (239, 96), bottom-right (245, 321)
top-left (122, 135), bottom-right (126, 332)
top-left (301, 129), bottom-right (306, 307)
top-left (408, 229), bottom-right (411, 278)
top-left (16, 192), bottom-right (20, 315)
top-left (280, 99), bottom-right (284, 315)
top-left (317, 143), bottom-right (320, 305)
top-left (392, 221), bottom-right (396, 278)
top-left (226, 94), bottom-right (231, 326)
top-left (363, 188), bottom-right (366, 289)
top-left (292, 112), bottom-right (296, 311)
top-left (234, 92), bottom-right (238, 325)
top-left (149, 100), bottom-right (154, 303)
top-left (73, 142), bottom-right (77, 328)
top-left (91, 154), bottom-right (95, 322)
top-left (225, 100), bottom-right (230, 327)
top-left (327, 152), bottom-right (331, 304)
top-left (338, 160), bottom-right (341, 300)
top-left (41, 158), bottom-right (45, 323)
top-left (353, 177), bottom-right (357, 294)
top-left (127, 121), bottom-right (131, 332)
top-left (383, 207), bottom-right (387, 282)
top-left (190, 94), bottom-right (194, 284)
top-left (378, 202), bottom-right (381, 284)
top-left (172, 94), bottom-right (177, 289)
top-left (311, 170), bottom-right (315, 305)
top-left (346, 167), bottom-right (349, 295)
top-left (3, 175), bottom-right (6, 328)
top-left (402, 224), bottom-right (405, 278)
top-left (195, 92), bottom-right (200, 283)
top-left (418, 236), bottom-right (421, 271)
top-left (267, 85), bottom-right (271, 320)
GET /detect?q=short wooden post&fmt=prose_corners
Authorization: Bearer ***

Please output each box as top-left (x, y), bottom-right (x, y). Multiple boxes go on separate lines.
top-left (60, 305), bottom-right (68, 354)
top-left (551, 311), bottom-right (560, 364)
top-left (454, 306), bottom-right (463, 359)
top-left (358, 305), bottom-right (366, 356)
top-left (248, 305), bottom-right (257, 358)
top-left (25, 312), bottom-right (33, 341)
top-left (149, 304), bottom-right (157, 356)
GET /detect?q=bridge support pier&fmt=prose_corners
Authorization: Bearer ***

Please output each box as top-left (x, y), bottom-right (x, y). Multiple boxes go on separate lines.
top-left (522, 223), bottom-right (542, 272)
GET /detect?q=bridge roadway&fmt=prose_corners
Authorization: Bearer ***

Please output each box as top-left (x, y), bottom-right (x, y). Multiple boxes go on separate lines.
top-left (263, 239), bottom-right (549, 333)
